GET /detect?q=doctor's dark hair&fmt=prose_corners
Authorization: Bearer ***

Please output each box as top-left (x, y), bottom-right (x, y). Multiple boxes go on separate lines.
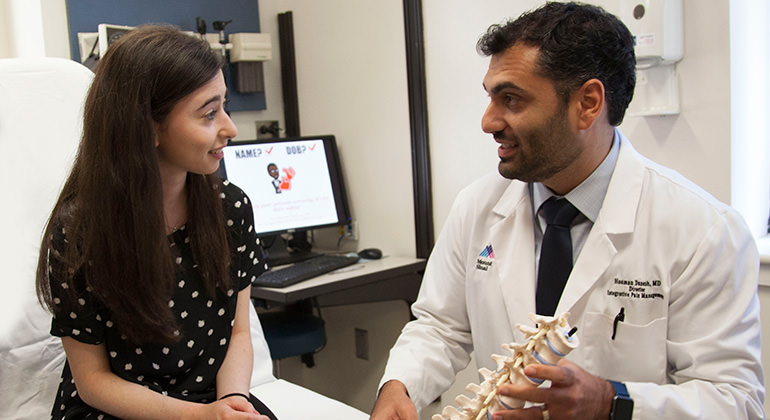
top-left (36, 25), bottom-right (231, 345)
top-left (477, 2), bottom-right (636, 126)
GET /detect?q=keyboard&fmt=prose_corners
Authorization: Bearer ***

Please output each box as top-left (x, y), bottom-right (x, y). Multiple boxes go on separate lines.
top-left (266, 250), bottom-right (320, 267)
top-left (253, 254), bottom-right (361, 288)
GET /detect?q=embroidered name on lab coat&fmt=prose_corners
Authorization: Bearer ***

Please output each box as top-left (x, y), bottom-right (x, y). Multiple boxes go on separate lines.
top-left (607, 278), bottom-right (664, 300)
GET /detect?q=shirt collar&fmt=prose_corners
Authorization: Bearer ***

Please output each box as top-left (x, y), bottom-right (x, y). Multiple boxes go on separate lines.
top-left (532, 129), bottom-right (620, 222)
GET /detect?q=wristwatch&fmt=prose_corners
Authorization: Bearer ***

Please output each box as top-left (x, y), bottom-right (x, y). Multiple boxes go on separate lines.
top-left (608, 380), bottom-right (634, 420)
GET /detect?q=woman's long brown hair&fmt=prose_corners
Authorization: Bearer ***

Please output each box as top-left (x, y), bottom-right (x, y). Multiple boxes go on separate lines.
top-left (36, 25), bottom-right (231, 345)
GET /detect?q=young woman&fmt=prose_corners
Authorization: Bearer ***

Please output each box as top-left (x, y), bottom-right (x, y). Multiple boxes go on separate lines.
top-left (36, 25), bottom-right (276, 420)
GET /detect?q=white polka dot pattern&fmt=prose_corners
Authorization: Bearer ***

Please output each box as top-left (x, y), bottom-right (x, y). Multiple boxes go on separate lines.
top-left (47, 182), bottom-right (266, 419)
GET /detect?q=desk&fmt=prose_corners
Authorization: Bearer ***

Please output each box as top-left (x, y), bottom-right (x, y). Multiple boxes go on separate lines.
top-left (251, 256), bottom-right (426, 307)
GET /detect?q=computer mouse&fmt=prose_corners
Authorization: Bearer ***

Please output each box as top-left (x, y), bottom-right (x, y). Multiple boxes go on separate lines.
top-left (358, 247), bottom-right (383, 260)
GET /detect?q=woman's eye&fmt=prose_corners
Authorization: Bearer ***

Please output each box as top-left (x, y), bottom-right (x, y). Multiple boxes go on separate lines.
top-left (205, 109), bottom-right (218, 120)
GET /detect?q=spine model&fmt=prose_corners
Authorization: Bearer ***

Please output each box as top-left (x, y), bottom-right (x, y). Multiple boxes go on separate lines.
top-left (432, 313), bottom-right (579, 420)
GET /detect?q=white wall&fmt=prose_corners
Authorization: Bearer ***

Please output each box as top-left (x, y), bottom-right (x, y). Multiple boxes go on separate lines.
top-left (731, 0), bottom-right (770, 239)
top-left (621, 2), bottom-right (731, 199)
top-left (0, 0), bottom-right (67, 58)
top-left (266, 0), bottom-right (415, 256)
top-left (239, 0), bottom-right (416, 257)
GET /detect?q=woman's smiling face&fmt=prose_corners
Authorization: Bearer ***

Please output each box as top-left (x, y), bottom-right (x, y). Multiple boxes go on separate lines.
top-left (155, 70), bottom-right (237, 179)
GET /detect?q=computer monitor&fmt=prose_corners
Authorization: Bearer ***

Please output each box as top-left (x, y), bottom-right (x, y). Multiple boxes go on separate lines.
top-left (97, 23), bottom-right (134, 58)
top-left (217, 135), bottom-right (351, 264)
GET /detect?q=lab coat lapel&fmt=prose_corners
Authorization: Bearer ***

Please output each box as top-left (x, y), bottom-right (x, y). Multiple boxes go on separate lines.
top-left (487, 182), bottom-right (537, 332)
top-left (556, 132), bottom-right (644, 314)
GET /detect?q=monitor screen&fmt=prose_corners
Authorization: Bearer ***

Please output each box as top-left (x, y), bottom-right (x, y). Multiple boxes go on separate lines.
top-left (217, 135), bottom-right (351, 237)
top-left (97, 23), bottom-right (134, 58)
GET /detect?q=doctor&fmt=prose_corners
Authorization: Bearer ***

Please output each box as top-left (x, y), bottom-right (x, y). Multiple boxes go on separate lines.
top-left (370, 2), bottom-right (763, 420)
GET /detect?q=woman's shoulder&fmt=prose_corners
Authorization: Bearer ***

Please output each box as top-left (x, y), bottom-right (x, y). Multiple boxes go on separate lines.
top-left (47, 201), bottom-right (78, 251)
top-left (217, 178), bottom-right (254, 215)
top-left (216, 178), bottom-right (246, 201)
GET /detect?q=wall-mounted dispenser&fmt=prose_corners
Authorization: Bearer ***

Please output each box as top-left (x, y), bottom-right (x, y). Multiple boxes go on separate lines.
top-left (617, 0), bottom-right (684, 117)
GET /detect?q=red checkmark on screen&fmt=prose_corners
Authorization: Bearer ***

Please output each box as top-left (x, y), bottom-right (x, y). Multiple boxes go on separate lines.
top-left (309, 144), bottom-right (316, 151)
top-left (266, 146), bottom-right (273, 154)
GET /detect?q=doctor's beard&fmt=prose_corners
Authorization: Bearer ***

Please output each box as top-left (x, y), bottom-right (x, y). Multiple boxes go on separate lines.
top-left (496, 104), bottom-right (580, 183)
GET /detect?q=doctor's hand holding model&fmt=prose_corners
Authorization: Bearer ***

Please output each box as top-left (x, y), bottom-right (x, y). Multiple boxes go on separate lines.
top-left (370, 3), bottom-right (764, 420)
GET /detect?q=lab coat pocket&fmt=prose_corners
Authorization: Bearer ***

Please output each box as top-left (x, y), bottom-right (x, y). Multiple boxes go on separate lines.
top-left (580, 311), bottom-right (667, 383)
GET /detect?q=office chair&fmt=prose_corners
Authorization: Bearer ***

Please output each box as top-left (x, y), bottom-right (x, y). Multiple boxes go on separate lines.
top-left (256, 298), bottom-right (327, 371)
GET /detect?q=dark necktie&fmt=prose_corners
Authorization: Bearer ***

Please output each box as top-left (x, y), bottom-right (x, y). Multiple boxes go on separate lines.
top-left (536, 197), bottom-right (580, 316)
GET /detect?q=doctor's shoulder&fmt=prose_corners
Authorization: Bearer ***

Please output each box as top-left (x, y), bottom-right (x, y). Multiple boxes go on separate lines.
top-left (452, 172), bottom-right (523, 211)
top-left (637, 162), bottom-right (753, 241)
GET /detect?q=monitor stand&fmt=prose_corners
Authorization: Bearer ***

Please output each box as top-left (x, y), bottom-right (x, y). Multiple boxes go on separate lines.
top-left (262, 231), bottom-right (320, 266)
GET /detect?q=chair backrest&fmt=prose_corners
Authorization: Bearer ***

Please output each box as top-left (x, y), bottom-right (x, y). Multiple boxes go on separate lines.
top-left (0, 57), bottom-right (275, 419)
top-left (0, 57), bottom-right (93, 420)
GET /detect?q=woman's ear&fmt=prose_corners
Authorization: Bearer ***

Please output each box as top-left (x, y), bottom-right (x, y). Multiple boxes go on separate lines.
top-left (153, 122), bottom-right (161, 147)
top-left (574, 78), bottom-right (606, 130)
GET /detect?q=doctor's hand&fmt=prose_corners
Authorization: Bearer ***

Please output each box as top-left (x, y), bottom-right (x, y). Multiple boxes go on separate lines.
top-left (369, 380), bottom-right (419, 420)
top-left (492, 359), bottom-right (614, 420)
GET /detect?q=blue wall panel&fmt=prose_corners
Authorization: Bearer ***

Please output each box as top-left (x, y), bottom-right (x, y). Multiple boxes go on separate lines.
top-left (65, 0), bottom-right (265, 111)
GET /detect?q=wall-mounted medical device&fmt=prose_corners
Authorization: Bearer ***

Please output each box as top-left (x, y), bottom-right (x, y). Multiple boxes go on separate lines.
top-left (203, 31), bottom-right (272, 94)
top-left (229, 33), bottom-right (272, 94)
top-left (616, 0), bottom-right (684, 116)
top-left (229, 33), bottom-right (272, 62)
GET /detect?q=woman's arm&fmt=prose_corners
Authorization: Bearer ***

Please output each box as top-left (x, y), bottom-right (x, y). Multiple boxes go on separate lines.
top-left (216, 286), bottom-right (255, 399)
top-left (62, 336), bottom-right (261, 420)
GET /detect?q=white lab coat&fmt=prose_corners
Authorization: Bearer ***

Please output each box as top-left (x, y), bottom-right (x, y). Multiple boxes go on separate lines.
top-left (381, 131), bottom-right (764, 419)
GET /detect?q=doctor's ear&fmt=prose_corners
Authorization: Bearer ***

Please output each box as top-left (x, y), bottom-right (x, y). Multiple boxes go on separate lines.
top-left (574, 78), bottom-right (606, 130)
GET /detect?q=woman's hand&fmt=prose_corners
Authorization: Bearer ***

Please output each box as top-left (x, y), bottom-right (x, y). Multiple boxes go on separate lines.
top-left (199, 397), bottom-right (270, 420)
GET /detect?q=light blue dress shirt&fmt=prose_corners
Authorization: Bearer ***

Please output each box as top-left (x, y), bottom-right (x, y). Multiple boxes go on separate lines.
top-left (532, 131), bottom-right (621, 268)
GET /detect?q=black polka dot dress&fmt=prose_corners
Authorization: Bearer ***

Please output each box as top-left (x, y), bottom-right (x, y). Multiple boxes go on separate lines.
top-left (48, 181), bottom-right (268, 419)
